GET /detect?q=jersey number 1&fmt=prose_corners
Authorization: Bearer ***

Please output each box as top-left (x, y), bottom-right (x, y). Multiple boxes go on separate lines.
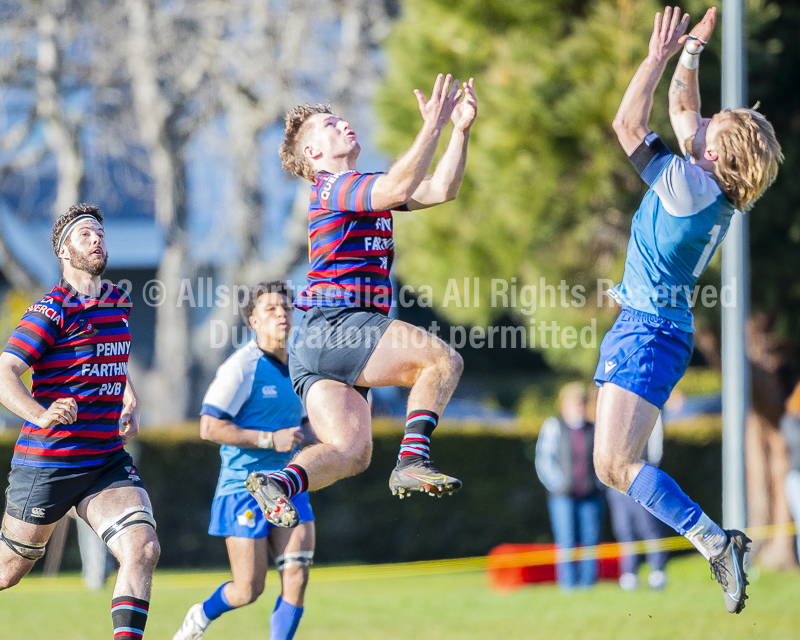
top-left (692, 224), bottom-right (722, 278)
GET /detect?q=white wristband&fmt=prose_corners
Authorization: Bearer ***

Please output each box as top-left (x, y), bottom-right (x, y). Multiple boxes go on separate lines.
top-left (257, 431), bottom-right (275, 449)
top-left (680, 36), bottom-right (705, 70)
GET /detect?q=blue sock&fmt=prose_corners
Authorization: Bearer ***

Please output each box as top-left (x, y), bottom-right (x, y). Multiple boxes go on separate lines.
top-left (269, 596), bottom-right (304, 640)
top-left (202, 582), bottom-right (236, 621)
top-left (626, 464), bottom-right (702, 536)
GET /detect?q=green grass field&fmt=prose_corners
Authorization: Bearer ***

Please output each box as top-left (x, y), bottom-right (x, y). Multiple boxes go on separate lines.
top-left (2, 556), bottom-right (798, 640)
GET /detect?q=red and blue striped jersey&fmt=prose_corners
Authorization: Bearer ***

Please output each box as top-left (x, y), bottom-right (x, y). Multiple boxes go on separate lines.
top-left (4, 279), bottom-right (132, 468)
top-left (295, 171), bottom-right (398, 314)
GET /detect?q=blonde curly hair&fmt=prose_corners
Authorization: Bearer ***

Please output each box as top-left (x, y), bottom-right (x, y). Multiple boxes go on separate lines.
top-left (713, 108), bottom-right (783, 211)
top-left (278, 103), bottom-right (332, 181)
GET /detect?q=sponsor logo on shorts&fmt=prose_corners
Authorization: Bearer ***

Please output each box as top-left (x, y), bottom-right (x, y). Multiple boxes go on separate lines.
top-left (125, 466), bottom-right (140, 482)
top-left (237, 509), bottom-right (257, 528)
top-left (262, 385), bottom-right (278, 399)
top-left (604, 360), bottom-right (617, 374)
top-left (30, 507), bottom-right (46, 518)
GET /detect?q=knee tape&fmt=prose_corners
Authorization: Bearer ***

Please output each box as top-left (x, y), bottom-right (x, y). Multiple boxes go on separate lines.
top-left (97, 505), bottom-right (156, 547)
top-left (1, 522), bottom-right (47, 561)
top-left (275, 550), bottom-right (314, 571)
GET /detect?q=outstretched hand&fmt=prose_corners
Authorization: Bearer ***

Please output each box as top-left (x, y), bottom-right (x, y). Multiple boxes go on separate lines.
top-left (688, 7), bottom-right (716, 45)
top-left (415, 73), bottom-right (463, 129)
top-left (648, 6), bottom-right (690, 62)
top-left (451, 78), bottom-right (478, 132)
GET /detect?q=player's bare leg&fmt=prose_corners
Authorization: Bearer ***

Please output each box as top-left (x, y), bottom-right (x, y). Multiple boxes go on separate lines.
top-left (0, 514), bottom-right (57, 590)
top-left (594, 382), bottom-right (750, 613)
top-left (79, 486), bottom-right (160, 637)
top-left (249, 320), bottom-right (463, 525)
top-left (593, 382), bottom-right (660, 492)
top-left (296, 381), bottom-right (374, 490)
top-left (356, 320), bottom-right (463, 412)
top-left (267, 522), bottom-right (315, 638)
top-left (297, 320), bottom-right (462, 493)
top-left (227, 537), bottom-right (269, 605)
top-left (356, 320), bottom-right (463, 497)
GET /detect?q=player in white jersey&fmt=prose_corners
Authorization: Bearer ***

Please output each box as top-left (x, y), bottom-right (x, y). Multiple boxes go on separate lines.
top-left (173, 281), bottom-right (314, 640)
top-left (592, 7), bottom-right (782, 614)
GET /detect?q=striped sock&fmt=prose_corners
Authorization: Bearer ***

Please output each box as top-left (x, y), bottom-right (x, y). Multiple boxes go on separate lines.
top-left (111, 596), bottom-right (149, 640)
top-left (267, 464), bottom-right (309, 499)
top-left (398, 410), bottom-right (439, 467)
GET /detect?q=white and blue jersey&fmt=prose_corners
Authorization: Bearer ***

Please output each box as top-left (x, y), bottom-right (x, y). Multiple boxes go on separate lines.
top-left (608, 132), bottom-right (736, 332)
top-left (595, 134), bottom-right (736, 409)
top-left (201, 339), bottom-right (304, 499)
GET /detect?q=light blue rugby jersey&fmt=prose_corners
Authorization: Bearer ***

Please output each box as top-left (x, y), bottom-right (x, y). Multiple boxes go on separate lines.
top-left (201, 339), bottom-right (304, 498)
top-left (609, 134), bottom-right (737, 332)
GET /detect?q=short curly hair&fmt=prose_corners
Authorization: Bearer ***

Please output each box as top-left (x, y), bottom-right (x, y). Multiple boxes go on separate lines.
top-left (241, 280), bottom-right (292, 322)
top-left (51, 203), bottom-right (104, 258)
top-left (278, 103), bottom-right (332, 181)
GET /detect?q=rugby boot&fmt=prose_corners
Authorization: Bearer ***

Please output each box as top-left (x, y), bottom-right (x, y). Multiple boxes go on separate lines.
top-left (389, 458), bottom-right (462, 498)
top-left (709, 529), bottom-right (751, 614)
top-left (245, 471), bottom-right (299, 528)
top-left (172, 603), bottom-right (207, 640)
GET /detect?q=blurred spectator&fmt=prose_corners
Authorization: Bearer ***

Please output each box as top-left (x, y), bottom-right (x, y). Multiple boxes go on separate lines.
top-left (606, 415), bottom-right (668, 591)
top-left (780, 383), bottom-right (800, 563)
top-left (535, 382), bottom-right (604, 591)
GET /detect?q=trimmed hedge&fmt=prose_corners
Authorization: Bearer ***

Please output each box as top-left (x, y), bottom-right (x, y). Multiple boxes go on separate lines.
top-left (0, 427), bottom-right (721, 570)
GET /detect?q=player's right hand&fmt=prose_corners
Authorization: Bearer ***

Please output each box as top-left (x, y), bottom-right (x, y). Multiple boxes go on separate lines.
top-left (35, 397), bottom-right (78, 428)
top-left (414, 73), bottom-right (463, 130)
top-left (273, 426), bottom-right (304, 452)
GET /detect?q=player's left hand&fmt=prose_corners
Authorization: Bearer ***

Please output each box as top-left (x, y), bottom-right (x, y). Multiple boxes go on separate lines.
top-left (688, 7), bottom-right (716, 45)
top-left (648, 6), bottom-right (690, 62)
top-left (451, 78), bottom-right (477, 132)
top-left (120, 401), bottom-right (140, 445)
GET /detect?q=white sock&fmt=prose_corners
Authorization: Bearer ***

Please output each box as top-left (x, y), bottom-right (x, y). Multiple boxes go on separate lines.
top-left (195, 605), bottom-right (211, 630)
top-left (685, 512), bottom-right (728, 560)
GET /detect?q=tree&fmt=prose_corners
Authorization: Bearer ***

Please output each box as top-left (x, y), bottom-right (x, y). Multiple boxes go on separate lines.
top-left (0, 0), bottom-right (398, 422)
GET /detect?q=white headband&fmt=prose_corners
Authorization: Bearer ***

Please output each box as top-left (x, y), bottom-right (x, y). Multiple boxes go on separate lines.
top-left (57, 214), bottom-right (101, 253)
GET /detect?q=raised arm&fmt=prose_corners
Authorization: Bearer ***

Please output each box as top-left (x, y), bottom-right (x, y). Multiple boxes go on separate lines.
top-left (405, 78), bottom-right (478, 210)
top-left (612, 7), bottom-right (690, 155)
top-left (0, 351), bottom-right (77, 428)
top-left (369, 74), bottom-right (462, 211)
top-left (669, 8), bottom-right (717, 156)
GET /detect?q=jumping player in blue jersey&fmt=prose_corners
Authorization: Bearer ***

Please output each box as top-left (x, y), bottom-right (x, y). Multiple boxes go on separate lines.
top-left (0, 204), bottom-right (158, 639)
top-left (173, 281), bottom-right (314, 640)
top-left (245, 74), bottom-right (478, 528)
top-left (593, 7), bottom-right (782, 614)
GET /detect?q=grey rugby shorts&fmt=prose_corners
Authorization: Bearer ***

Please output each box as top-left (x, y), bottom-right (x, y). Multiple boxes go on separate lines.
top-left (289, 306), bottom-right (394, 404)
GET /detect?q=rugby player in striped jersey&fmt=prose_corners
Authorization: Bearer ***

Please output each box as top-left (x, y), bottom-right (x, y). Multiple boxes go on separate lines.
top-left (246, 74), bottom-right (477, 527)
top-left (0, 204), bottom-right (158, 639)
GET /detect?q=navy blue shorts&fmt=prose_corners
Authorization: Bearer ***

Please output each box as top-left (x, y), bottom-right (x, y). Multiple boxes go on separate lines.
top-left (593, 307), bottom-right (693, 409)
top-left (289, 306), bottom-right (394, 404)
top-left (208, 491), bottom-right (314, 539)
top-left (4, 449), bottom-right (147, 525)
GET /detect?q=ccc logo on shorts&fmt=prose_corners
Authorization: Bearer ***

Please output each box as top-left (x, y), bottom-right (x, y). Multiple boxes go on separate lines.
top-left (262, 385), bottom-right (278, 399)
top-left (30, 507), bottom-right (46, 518)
